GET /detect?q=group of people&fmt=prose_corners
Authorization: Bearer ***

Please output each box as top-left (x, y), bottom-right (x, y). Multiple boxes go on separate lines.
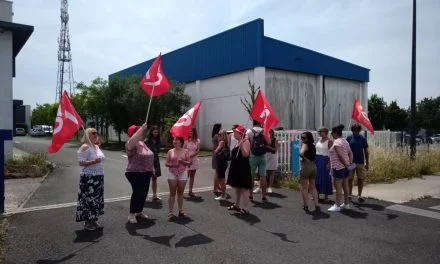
top-left (73, 121), bottom-right (368, 231)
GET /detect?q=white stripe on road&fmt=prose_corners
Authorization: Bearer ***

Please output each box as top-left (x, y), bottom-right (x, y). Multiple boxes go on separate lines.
top-left (5, 186), bottom-right (215, 216)
top-left (429, 205), bottom-right (440, 211)
top-left (386, 204), bottom-right (440, 220)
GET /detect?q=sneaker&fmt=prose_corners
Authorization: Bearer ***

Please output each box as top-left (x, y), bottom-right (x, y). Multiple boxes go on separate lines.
top-left (327, 204), bottom-right (341, 212)
top-left (253, 187), bottom-right (261, 194)
top-left (341, 203), bottom-right (351, 210)
top-left (84, 221), bottom-right (97, 231)
top-left (267, 187), bottom-right (273, 193)
top-left (214, 196), bottom-right (226, 201)
top-left (127, 215), bottom-right (137, 224)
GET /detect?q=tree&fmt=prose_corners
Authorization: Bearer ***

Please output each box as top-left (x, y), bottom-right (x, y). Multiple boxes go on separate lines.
top-left (240, 79), bottom-right (260, 114)
top-left (385, 100), bottom-right (408, 131)
top-left (368, 94), bottom-right (387, 130)
top-left (416, 96), bottom-right (440, 134)
top-left (31, 103), bottom-right (58, 127)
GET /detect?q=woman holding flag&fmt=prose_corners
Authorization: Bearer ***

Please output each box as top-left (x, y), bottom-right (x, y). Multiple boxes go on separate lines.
top-left (125, 123), bottom-right (155, 224)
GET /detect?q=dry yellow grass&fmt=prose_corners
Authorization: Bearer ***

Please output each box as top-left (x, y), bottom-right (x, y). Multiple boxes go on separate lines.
top-left (367, 147), bottom-right (440, 184)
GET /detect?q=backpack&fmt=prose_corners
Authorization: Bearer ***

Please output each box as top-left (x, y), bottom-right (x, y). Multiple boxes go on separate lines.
top-left (251, 130), bottom-right (267, 156)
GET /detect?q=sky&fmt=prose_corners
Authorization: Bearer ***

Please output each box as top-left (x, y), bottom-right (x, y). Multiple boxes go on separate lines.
top-left (10, 0), bottom-right (440, 109)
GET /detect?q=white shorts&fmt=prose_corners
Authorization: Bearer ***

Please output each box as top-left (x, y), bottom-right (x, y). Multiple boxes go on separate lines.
top-left (168, 171), bottom-right (188, 181)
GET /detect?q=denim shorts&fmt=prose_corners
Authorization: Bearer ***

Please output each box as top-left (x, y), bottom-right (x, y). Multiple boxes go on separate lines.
top-left (332, 168), bottom-right (348, 180)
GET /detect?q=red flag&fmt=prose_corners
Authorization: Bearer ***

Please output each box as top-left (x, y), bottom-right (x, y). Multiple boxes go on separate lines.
top-left (351, 98), bottom-right (374, 134)
top-left (250, 90), bottom-right (280, 138)
top-left (48, 91), bottom-right (84, 153)
top-left (140, 54), bottom-right (170, 97)
top-left (170, 101), bottom-right (202, 139)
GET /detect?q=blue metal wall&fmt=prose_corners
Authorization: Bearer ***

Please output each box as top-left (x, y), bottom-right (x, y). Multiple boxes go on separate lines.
top-left (110, 19), bottom-right (264, 82)
top-left (262, 37), bottom-right (369, 82)
top-left (110, 19), bottom-right (369, 83)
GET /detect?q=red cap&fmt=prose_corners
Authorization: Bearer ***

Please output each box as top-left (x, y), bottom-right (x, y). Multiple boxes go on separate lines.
top-left (127, 125), bottom-right (140, 137)
top-left (233, 125), bottom-right (246, 135)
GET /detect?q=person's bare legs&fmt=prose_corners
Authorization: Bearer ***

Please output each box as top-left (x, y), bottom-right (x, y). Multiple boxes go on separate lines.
top-left (188, 170), bottom-right (196, 195)
top-left (234, 188), bottom-right (241, 207)
top-left (267, 170), bottom-right (275, 189)
top-left (239, 189), bottom-right (251, 212)
top-left (309, 179), bottom-right (320, 209)
top-left (151, 176), bottom-right (158, 199)
top-left (219, 178), bottom-right (226, 198)
top-left (260, 176), bottom-right (267, 199)
top-left (300, 178), bottom-right (309, 209)
top-left (168, 180), bottom-right (178, 217)
top-left (334, 180), bottom-right (343, 206)
top-left (213, 171), bottom-right (220, 194)
top-left (177, 180), bottom-right (187, 214)
top-left (343, 177), bottom-right (350, 205)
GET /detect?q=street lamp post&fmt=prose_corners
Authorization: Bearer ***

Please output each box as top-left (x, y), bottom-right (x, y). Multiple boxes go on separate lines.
top-left (410, 0), bottom-right (417, 160)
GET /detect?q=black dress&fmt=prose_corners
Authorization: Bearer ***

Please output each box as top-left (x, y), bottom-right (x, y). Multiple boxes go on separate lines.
top-left (145, 138), bottom-right (162, 177)
top-left (227, 146), bottom-right (252, 189)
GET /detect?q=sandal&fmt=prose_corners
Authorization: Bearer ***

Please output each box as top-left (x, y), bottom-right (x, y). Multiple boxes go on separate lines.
top-left (227, 204), bottom-right (240, 211)
top-left (127, 215), bottom-right (137, 224)
top-left (152, 196), bottom-right (161, 201)
top-left (168, 211), bottom-right (174, 219)
top-left (178, 211), bottom-right (186, 217)
top-left (239, 209), bottom-right (250, 215)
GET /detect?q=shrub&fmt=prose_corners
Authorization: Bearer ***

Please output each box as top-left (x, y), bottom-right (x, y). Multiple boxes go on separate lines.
top-left (275, 171), bottom-right (300, 191)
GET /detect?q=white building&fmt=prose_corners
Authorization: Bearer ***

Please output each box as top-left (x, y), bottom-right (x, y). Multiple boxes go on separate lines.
top-left (0, 0), bottom-right (33, 160)
top-left (111, 19), bottom-right (369, 149)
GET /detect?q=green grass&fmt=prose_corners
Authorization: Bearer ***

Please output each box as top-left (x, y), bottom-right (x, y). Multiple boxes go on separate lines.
top-left (275, 172), bottom-right (300, 191)
top-left (5, 153), bottom-right (51, 179)
top-left (367, 148), bottom-right (440, 184)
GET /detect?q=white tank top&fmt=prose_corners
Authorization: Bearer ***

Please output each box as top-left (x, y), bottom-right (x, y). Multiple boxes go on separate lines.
top-left (316, 138), bottom-right (329, 156)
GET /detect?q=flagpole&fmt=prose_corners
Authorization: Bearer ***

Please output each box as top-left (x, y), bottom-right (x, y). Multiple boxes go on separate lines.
top-left (145, 85), bottom-right (156, 123)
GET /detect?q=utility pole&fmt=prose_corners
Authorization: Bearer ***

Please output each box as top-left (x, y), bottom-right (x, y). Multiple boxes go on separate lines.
top-left (410, 0), bottom-right (417, 160)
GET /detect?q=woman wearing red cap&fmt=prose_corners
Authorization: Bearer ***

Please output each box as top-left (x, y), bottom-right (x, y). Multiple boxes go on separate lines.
top-left (125, 123), bottom-right (155, 224)
top-left (226, 125), bottom-right (252, 215)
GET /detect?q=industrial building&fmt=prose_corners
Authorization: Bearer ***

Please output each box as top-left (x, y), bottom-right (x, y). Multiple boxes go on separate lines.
top-left (0, 0), bottom-right (33, 159)
top-left (111, 19), bottom-right (370, 148)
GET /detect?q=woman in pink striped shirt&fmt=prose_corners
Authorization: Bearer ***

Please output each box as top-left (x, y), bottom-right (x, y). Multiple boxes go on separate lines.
top-left (328, 124), bottom-right (353, 212)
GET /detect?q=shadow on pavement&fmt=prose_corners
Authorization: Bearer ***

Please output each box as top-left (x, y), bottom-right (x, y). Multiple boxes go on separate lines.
top-left (73, 228), bottom-right (104, 243)
top-left (169, 215), bottom-right (194, 225)
top-left (232, 212), bottom-right (261, 226)
top-left (352, 201), bottom-right (386, 211)
top-left (125, 219), bottom-right (157, 236)
top-left (184, 196), bottom-right (204, 203)
top-left (267, 192), bottom-right (288, 199)
top-left (340, 209), bottom-right (368, 219)
top-left (144, 234), bottom-right (176, 247)
top-left (318, 198), bottom-right (334, 205)
top-left (270, 232), bottom-right (299, 243)
top-left (312, 210), bottom-right (331, 220)
top-left (37, 254), bottom-right (76, 264)
top-left (145, 200), bottom-right (163, 209)
top-left (174, 233), bottom-right (214, 248)
top-left (218, 200), bottom-right (234, 208)
top-left (386, 213), bottom-right (399, 220)
top-left (252, 200), bottom-right (282, 210)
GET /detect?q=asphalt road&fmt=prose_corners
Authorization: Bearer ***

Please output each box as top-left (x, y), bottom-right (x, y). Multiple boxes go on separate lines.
top-left (12, 136), bottom-right (216, 207)
top-left (5, 190), bottom-right (440, 264)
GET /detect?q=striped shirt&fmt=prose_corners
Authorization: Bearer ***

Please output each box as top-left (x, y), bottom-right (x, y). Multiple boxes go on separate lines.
top-left (328, 138), bottom-right (351, 170)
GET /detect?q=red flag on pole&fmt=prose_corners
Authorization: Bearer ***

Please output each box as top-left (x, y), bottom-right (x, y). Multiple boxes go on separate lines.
top-left (48, 91), bottom-right (84, 153)
top-left (250, 90), bottom-right (280, 138)
top-left (351, 98), bottom-right (374, 134)
top-left (170, 101), bottom-right (202, 139)
top-left (139, 54), bottom-right (170, 97)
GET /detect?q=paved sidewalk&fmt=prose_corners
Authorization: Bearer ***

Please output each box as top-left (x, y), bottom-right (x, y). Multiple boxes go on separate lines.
top-left (361, 175), bottom-right (440, 203)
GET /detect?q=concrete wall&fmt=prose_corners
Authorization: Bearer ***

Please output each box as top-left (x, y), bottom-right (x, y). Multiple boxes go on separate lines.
top-left (265, 69), bottom-right (319, 130)
top-left (0, 24), bottom-right (13, 160)
top-left (323, 76), bottom-right (362, 129)
top-left (185, 68), bottom-right (264, 149)
top-left (0, 1), bottom-right (13, 22)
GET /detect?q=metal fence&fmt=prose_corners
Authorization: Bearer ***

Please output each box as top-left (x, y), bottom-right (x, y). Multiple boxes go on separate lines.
top-left (274, 130), bottom-right (401, 174)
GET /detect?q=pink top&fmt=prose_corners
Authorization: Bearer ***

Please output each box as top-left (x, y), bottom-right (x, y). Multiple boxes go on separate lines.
top-left (185, 139), bottom-right (200, 171)
top-left (329, 138), bottom-right (351, 170)
top-left (125, 141), bottom-right (155, 173)
top-left (168, 149), bottom-right (188, 175)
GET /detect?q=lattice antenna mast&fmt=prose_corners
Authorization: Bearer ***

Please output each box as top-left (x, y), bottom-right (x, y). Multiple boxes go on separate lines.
top-left (55, 0), bottom-right (74, 102)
